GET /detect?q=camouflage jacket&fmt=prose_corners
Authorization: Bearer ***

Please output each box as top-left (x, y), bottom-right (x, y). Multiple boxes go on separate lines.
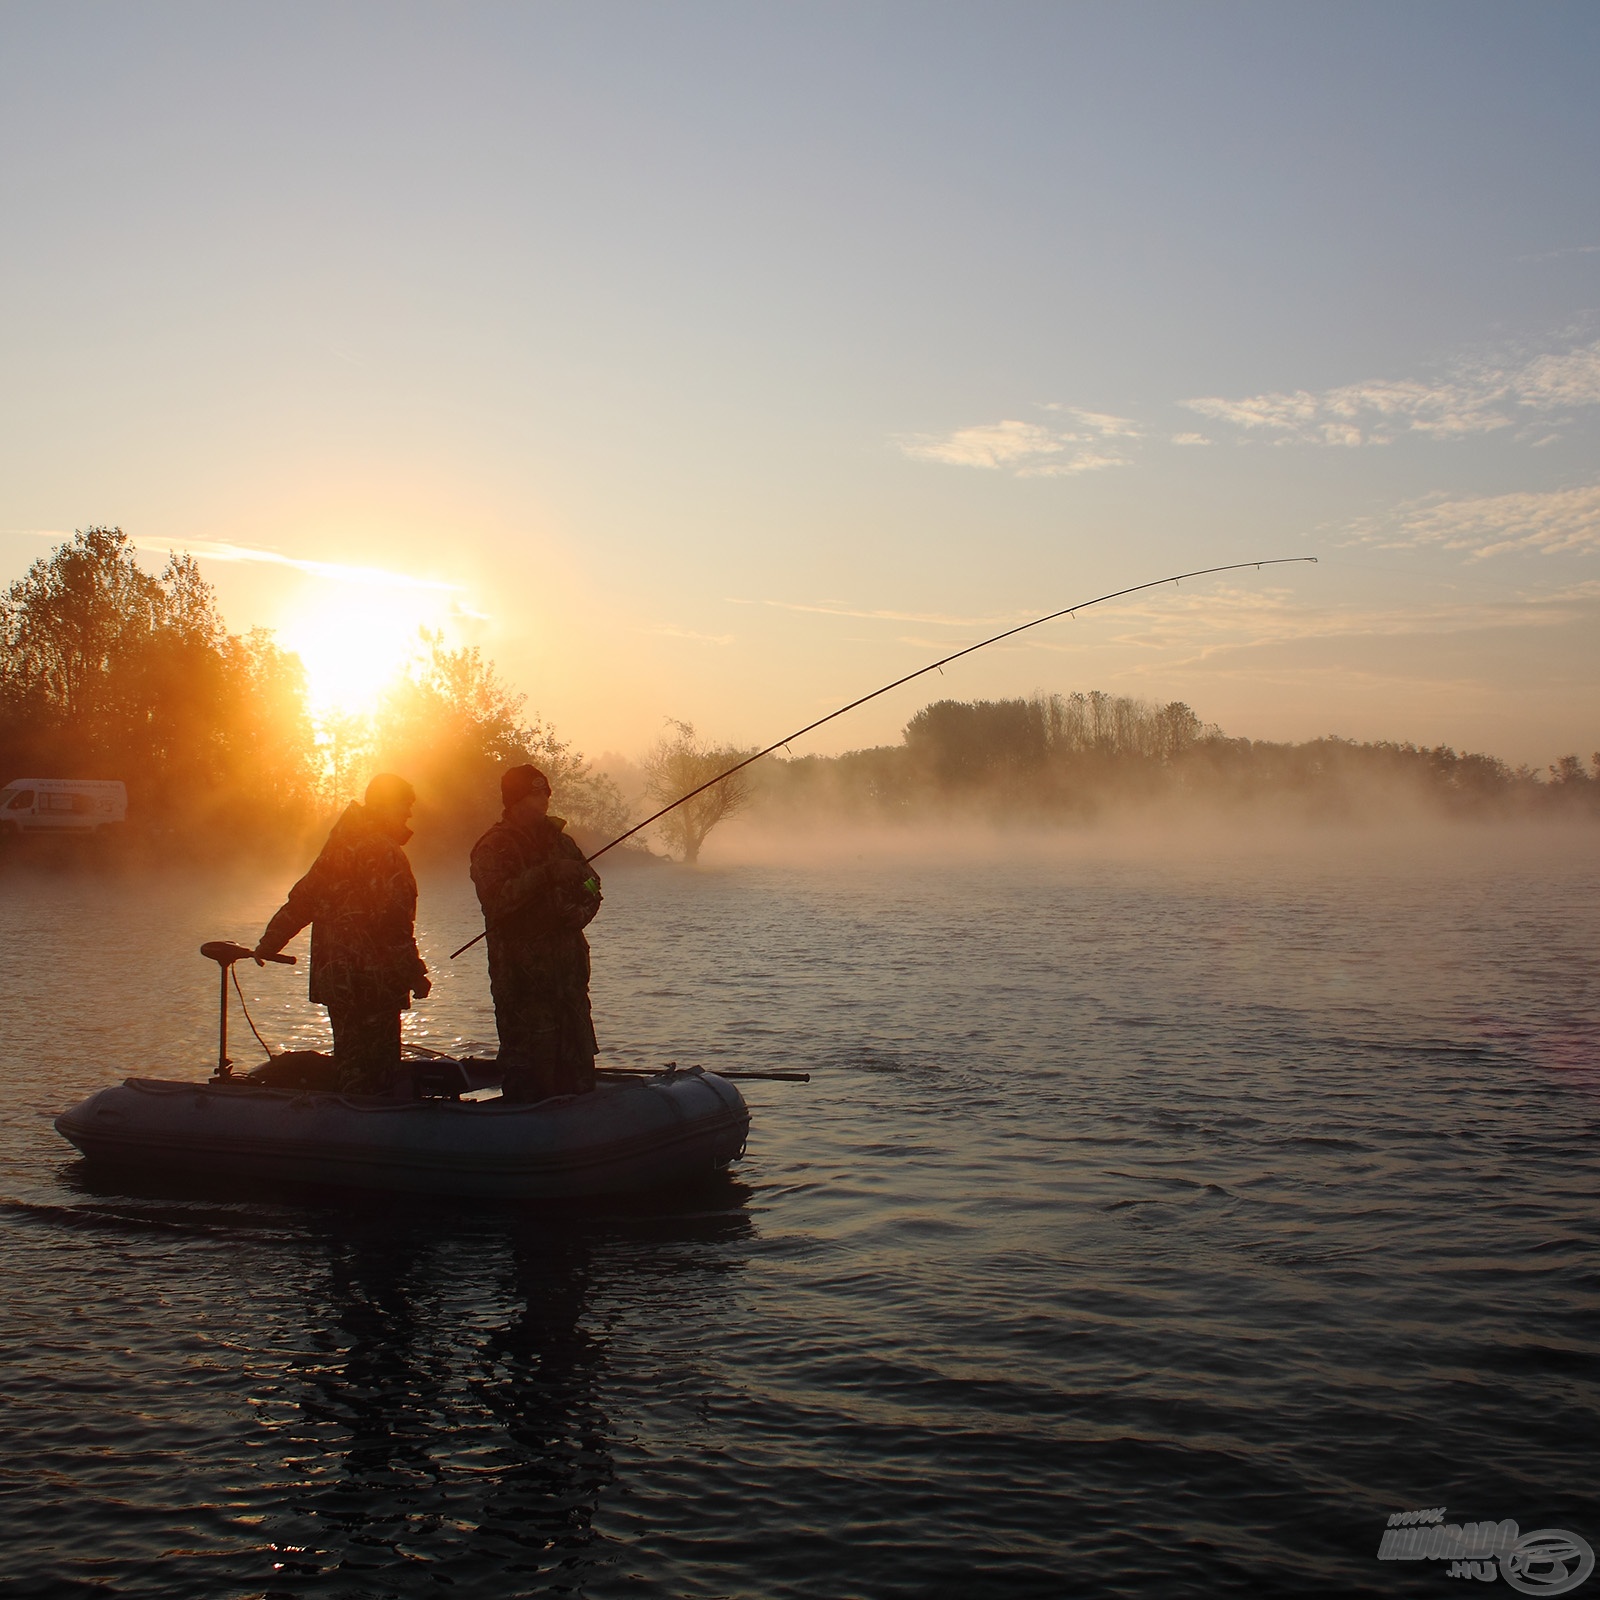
top-left (469, 812), bottom-right (601, 948)
top-left (470, 813), bottom-right (601, 1066)
top-left (259, 803), bottom-right (427, 1010)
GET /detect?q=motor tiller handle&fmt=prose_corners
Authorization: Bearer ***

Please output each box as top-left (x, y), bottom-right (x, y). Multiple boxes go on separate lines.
top-left (199, 941), bottom-right (295, 965)
top-left (200, 940), bottom-right (294, 1081)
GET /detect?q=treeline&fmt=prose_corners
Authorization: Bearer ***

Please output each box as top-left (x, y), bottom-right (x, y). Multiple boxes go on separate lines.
top-left (0, 528), bottom-right (627, 858)
top-left (749, 692), bottom-right (1600, 824)
top-left (6, 530), bottom-right (1594, 863)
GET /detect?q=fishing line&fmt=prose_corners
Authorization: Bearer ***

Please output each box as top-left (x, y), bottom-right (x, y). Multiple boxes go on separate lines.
top-left (450, 554), bottom-right (1318, 959)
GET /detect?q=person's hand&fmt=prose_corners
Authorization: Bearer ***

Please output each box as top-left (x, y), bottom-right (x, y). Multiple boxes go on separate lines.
top-left (412, 973), bottom-right (432, 1000)
top-left (554, 859), bottom-right (599, 895)
top-left (251, 943), bottom-right (270, 967)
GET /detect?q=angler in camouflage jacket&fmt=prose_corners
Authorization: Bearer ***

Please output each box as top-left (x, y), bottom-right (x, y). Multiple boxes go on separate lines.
top-left (470, 764), bottom-right (603, 1103)
top-left (254, 773), bottom-right (430, 1095)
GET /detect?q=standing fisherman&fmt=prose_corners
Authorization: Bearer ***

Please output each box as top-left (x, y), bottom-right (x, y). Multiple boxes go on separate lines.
top-left (471, 764), bottom-right (603, 1103)
top-left (252, 773), bottom-right (431, 1096)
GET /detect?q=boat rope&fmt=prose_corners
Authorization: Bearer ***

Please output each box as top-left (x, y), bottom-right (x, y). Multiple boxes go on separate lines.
top-left (450, 554), bottom-right (1317, 960)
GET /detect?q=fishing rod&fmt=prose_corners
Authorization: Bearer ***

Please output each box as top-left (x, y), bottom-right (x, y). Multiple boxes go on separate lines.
top-left (450, 555), bottom-right (1316, 959)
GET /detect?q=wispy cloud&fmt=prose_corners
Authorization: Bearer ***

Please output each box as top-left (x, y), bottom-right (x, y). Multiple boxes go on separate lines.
top-left (1345, 483), bottom-right (1600, 559)
top-left (1518, 243), bottom-right (1600, 263)
top-left (727, 597), bottom-right (1011, 627)
top-left (15, 527), bottom-right (462, 591)
top-left (159, 537), bottom-right (462, 591)
top-left (897, 409), bottom-right (1141, 477)
top-left (1185, 336), bottom-right (1600, 446)
top-left (1039, 580), bottom-right (1600, 669)
top-left (647, 623), bottom-right (734, 645)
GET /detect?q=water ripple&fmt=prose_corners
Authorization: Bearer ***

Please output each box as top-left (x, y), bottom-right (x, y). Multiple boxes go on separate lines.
top-left (0, 832), bottom-right (1597, 1596)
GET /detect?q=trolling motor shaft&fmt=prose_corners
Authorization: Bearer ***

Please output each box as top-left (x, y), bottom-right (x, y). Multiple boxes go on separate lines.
top-left (200, 941), bottom-right (294, 1080)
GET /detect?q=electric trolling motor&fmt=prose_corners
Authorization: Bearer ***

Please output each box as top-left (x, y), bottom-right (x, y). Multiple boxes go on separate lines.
top-left (200, 941), bottom-right (294, 1081)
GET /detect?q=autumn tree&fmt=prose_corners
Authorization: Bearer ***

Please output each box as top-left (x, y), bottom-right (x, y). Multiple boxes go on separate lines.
top-left (371, 632), bottom-right (630, 853)
top-left (0, 530), bottom-right (646, 854)
top-left (642, 719), bottom-right (754, 863)
top-left (0, 527), bottom-right (316, 833)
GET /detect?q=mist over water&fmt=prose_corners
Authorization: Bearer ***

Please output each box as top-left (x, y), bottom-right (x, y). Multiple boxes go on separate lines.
top-left (1, 823), bottom-right (1596, 1597)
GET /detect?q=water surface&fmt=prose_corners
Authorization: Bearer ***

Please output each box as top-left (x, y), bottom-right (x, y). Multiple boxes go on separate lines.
top-left (2, 825), bottom-right (1597, 1597)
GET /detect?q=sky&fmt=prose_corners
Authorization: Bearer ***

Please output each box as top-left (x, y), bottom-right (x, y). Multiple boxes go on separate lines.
top-left (2, 1), bottom-right (1597, 765)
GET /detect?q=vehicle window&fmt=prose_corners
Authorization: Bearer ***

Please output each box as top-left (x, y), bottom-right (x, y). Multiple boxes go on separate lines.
top-left (6, 790), bottom-right (33, 810)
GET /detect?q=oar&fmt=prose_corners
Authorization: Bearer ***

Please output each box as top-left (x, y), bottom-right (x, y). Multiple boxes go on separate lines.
top-left (596, 1065), bottom-right (810, 1083)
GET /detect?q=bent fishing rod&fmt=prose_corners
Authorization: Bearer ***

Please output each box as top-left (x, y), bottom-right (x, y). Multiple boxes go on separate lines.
top-left (450, 555), bottom-right (1316, 960)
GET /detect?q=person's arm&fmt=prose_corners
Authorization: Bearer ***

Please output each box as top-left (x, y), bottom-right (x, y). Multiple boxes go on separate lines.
top-left (471, 831), bottom-right (552, 923)
top-left (373, 843), bottom-right (429, 999)
top-left (552, 835), bottom-right (602, 899)
top-left (253, 866), bottom-right (321, 961)
top-left (401, 937), bottom-right (430, 1000)
top-left (400, 905), bottom-right (430, 999)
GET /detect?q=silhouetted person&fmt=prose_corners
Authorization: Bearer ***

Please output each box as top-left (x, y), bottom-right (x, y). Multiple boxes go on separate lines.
top-left (470, 764), bottom-right (602, 1103)
top-left (254, 772), bottom-right (431, 1096)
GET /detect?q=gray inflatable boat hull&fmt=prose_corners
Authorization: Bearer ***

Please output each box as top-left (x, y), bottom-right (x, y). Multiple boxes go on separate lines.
top-left (54, 1071), bottom-right (749, 1198)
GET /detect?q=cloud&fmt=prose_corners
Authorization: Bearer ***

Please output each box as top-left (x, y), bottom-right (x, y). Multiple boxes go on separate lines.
top-left (898, 408), bottom-right (1140, 476)
top-left (1060, 409), bottom-right (1143, 438)
top-left (901, 419), bottom-right (1061, 468)
top-left (648, 624), bottom-right (734, 645)
top-left (728, 597), bottom-right (1008, 627)
top-left (731, 574), bottom-right (1600, 697)
top-left (191, 541), bottom-right (462, 591)
top-left (1346, 483), bottom-right (1600, 559)
top-left (1017, 448), bottom-right (1131, 479)
top-left (1185, 336), bottom-right (1600, 446)
top-left (1034, 579), bottom-right (1600, 671)
top-left (1518, 242), bottom-right (1600, 263)
top-left (15, 526), bottom-right (461, 592)
top-left (1171, 432), bottom-right (1212, 446)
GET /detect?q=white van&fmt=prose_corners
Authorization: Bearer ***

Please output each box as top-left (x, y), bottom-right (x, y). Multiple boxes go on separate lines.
top-left (0, 778), bottom-right (128, 836)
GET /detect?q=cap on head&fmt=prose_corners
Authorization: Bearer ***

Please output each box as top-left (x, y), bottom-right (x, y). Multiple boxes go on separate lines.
top-left (502, 764), bottom-right (552, 806)
top-left (364, 772), bottom-right (416, 811)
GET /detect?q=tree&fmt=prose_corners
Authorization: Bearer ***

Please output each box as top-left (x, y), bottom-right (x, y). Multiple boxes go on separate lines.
top-left (371, 632), bottom-right (631, 852)
top-left (1, 525), bottom-right (166, 743)
top-left (0, 527), bottom-right (317, 834)
top-left (0, 530), bottom-right (644, 854)
top-left (224, 629), bottom-right (317, 820)
top-left (904, 698), bottom-right (1047, 788)
top-left (314, 709), bottom-right (376, 811)
top-left (642, 719), bottom-right (754, 863)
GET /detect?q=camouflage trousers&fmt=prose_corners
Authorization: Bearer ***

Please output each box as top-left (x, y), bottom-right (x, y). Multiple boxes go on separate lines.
top-left (497, 1019), bottom-right (596, 1104)
top-left (328, 1004), bottom-right (404, 1096)
top-left (488, 935), bottom-right (597, 1104)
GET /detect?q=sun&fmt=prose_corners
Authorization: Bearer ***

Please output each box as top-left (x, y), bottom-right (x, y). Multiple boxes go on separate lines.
top-left (276, 583), bottom-right (453, 718)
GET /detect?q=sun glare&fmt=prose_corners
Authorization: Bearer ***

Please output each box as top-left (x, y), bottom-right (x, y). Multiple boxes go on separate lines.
top-left (277, 584), bottom-right (453, 717)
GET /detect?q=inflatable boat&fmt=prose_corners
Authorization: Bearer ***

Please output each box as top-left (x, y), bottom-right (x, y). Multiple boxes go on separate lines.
top-left (54, 1065), bottom-right (750, 1199)
top-left (53, 940), bottom-right (753, 1199)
